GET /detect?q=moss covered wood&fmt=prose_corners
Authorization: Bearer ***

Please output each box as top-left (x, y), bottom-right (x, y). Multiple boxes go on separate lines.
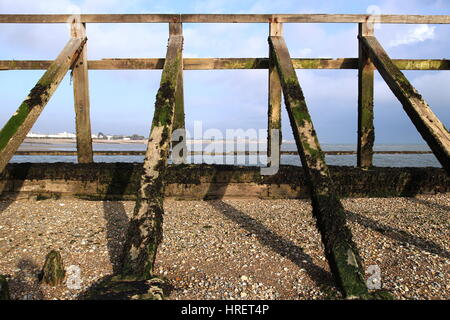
top-left (71, 22), bottom-right (93, 164)
top-left (2, 58), bottom-right (450, 71)
top-left (0, 37), bottom-right (86, 173)
top-left (13, 149), bottom-right (434, 156)
top-left (0, 275), bottom-right (10, 300)
top-left (361, 36), bottom-right (450, 174)
top-left (39, 250), bottom-right (66, 286)
top-left (267, 22), bottom-right (283, 166)
top-left (357, 22), bottom-right (375, 168)
top-left (119, 35), bottom-right (183, 280)
top-left (269, 35), bottom-right (371, 299)
top-left (170, 23), bottom-right (186, 162)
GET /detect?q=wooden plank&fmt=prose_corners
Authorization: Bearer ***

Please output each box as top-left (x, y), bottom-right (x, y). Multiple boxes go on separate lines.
top-left (14, 150), bottom-right (433, 156)
top-left (169, 23), bottom-right (186, 164)
top-left (0, 38), bottom-right (85, 173)
top-left (361, 36), bottom-right (450, 174)
top-left (357, 22), bottom-right (375, 168)
top-left (267, 22), bottom-right (283, 167)
top-left (0, 14), bottom-right (449, 24)
top-left (1, 58), bottom-right (449, 70)
top-left (119, 35), bottom-right (183, 280)
top-left (90, 59), bottom-right (165, 70)
top-left (269, 35), bottom-right (374, 299)
top-left (293, 58), bottom-right (357, 69)
top-left (393, 59), bottom-right (450, 70)
top-left (0, 14), bottom-right (180, 23)
top-left (185, 58), bottom-right (268, 69)
top-left (71, 22), bottom-right (93, 163)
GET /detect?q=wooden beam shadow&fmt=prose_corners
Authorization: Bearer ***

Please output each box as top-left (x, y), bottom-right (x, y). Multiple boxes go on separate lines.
top-left (209, 200), bottom-right (335, 290)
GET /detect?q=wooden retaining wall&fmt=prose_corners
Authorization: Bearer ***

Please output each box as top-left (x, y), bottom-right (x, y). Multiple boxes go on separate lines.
top-left (0, 163), bottom-right (447, 200)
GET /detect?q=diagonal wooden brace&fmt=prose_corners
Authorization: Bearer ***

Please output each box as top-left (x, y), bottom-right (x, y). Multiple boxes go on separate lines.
top-left (269, 35), bottom-right (371, 299)
top-left (119, 35), bottom-right (183, 280)
top-left (0, 37), bottom-right (86, 173)
top-left (360, 35), bottom-right (450, 174)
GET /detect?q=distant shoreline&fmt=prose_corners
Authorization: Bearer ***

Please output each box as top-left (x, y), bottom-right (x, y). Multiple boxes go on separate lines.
top-left (22, 138), bottom-right (429, 146)
top-left (23, 138), bottom-right (147, 145)
top-left (23, 138), bottom-right (291, 145)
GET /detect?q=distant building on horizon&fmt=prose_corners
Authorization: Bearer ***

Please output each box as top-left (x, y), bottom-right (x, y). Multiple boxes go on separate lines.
top-left (27, 131), bottom-right (76, 139)
top-left (27, 131), bottom-right (145, 140)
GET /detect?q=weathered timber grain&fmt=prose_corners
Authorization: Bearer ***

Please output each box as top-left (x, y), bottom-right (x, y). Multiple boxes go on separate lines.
top-left (71, 22), bottom-right (93, 163)
top-left (119, 35), bottom-right (183, 280)
top-left (361, 36), bottom-right (450, 174)
top-left (267, 23), bottom-right (283, 167)
top-left (1, 163), bottom-right (447, 200)
top-left (0, 38), bottom-right (86, 173)
top-left (170, 23), bottom-right (187, 163)
top-left (0, 14), bottom-right (449, 24)
top-left (357, 22), bottom-right (375, 168)
top-left (269, 35), bottom-right (378, 299)
top-left (1, 58), bottom-right (449, 70)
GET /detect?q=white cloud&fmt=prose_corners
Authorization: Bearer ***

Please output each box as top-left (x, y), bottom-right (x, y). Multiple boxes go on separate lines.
top-left (389, 24), bottom-right (435, 47)
top-left (297, 48), bottom-right (313, 57)
top-left (0, 0), bottom-right (74, 13)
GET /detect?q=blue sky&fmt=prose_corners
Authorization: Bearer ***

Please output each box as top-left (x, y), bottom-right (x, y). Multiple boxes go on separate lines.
top-left (0, 0), bottom-right (449, 143)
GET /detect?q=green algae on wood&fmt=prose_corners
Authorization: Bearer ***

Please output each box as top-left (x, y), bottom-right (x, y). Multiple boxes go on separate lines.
top-left (39, 250), bottom-right (66, 286)
top-left (0, 37), bottom-right (86, 174)
top-left (72, 22), bottom-right (94, 164)
top-left (267, 22), bottom-right (283, 166)
top-left (357, 22), bottom-right (375, 168)
top-left (119, 35), bottom-right (183, 280)
top-left (0, 275), bottom-right (10, 300)
top-left (360, 36), bottom-right (450, 174)
top-left (0, 163), bottom-right (448, 200)
top-left (269, 35), bottom-right (371, 298)
top-left (171, 23), bottom-right (187, 162)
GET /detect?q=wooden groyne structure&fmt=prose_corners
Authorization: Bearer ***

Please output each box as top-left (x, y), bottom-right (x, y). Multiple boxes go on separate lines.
top-left (0, 14), bottom-right (449, 300)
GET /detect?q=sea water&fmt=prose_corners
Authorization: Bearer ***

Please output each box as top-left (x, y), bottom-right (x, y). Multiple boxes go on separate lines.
top-left (11, 141), bottom-right (441, 168)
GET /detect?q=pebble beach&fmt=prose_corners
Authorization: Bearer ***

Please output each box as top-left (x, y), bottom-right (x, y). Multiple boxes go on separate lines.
top-left (0, 194), bottom-right (448, 300)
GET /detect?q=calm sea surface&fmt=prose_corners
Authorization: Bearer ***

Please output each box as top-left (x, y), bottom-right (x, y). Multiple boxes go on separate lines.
top-left (12, 141), bottom-right (441, 168)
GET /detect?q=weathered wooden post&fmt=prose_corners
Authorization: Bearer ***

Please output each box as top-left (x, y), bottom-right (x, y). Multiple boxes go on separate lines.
top-left (170, 22), bottom-right (187, 163)
top-left (0, 275), bottom-right (10, 300)
top-left (71, 21), bottom-right (94, 163)
top-left (268, 22), bottom-right (283, 166)
top-left (119, 34), bottom-right (183, 280)
top-left (39, 250), bottom-right (66, 286)
top-left (0, 37), bottom-right (86, 173)
top-left (357, 22), bottom-right (375, 168)
top-left (269, 35), bottom-right (378, 299)
top-left (360, 35), bottom-right (450, 174)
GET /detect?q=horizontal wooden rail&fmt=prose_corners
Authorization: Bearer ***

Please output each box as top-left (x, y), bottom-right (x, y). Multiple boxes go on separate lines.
top-left (1, 58), bottom-right (449, 70)
top-left (13, 150), bottom-right (433, 156)
top-left (1, 14), bottom-right (450, 24)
